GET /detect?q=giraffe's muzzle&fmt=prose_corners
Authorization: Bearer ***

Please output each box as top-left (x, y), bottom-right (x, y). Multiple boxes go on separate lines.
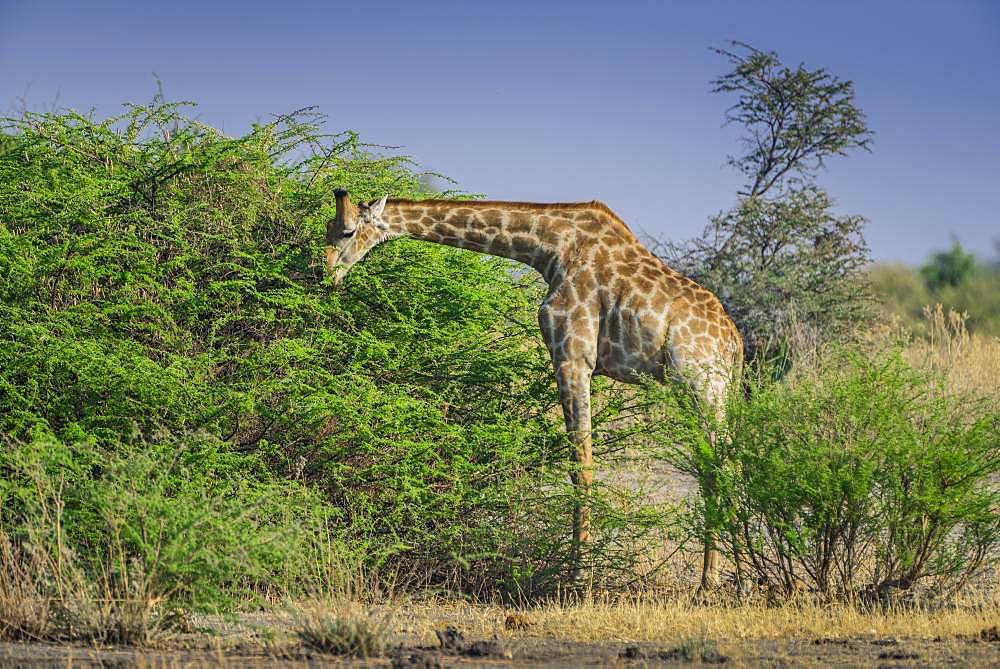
top-left (325, 246), bottom-right (347, 286)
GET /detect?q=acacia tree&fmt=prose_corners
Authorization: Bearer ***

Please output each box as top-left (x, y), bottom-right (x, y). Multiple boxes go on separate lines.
top-left (661, 42), bottom-right (874, 362)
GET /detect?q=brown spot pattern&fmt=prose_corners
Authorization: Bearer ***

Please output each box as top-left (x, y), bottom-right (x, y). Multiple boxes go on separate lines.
top-left (331, 191), bottom-right (743, 589)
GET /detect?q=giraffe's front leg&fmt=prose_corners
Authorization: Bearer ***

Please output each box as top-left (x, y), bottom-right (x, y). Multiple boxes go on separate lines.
top-left (553, 358), bottom-right (595, 566)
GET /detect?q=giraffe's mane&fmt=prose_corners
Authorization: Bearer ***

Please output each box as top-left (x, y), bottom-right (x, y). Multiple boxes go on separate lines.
top-left (389, 198), bottom-right (633, 232)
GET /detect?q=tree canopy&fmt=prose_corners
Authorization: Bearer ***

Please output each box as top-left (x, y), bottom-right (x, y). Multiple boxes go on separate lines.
top-left (661, 42), bottom-right (874, 361)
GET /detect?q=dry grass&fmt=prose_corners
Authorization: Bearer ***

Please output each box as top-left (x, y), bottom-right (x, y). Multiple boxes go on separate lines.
top-left (0, 530), bottom-right (162, 645)
top-left (387, 596), bottom-right (1000, 645)
top-left (0, 534), bottom-right (53, 641)
top-left (4, 595), bottom-right (997, 665)
top-left (900, 304), bottom-right (1000, 402)
top-left (291, 599), bottom-right (395, 657)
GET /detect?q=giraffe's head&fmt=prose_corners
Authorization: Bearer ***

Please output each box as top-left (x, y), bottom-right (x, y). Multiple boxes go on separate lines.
top-left (325, 189), bottom-right (389, 286)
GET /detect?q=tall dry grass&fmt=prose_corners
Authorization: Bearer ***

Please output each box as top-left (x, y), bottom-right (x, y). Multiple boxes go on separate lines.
top-left (0, 531), bottom-right (159, 644)
top-left (903, 304), bottom-right (1000, 402)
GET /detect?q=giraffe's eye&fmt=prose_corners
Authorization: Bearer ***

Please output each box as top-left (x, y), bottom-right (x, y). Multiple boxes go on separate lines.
top-left (342, 228), bottom-right (356, 238)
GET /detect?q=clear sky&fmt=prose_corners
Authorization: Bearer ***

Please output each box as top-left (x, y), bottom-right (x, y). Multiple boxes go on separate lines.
top-left (2, 0), bottom-right (997, 264)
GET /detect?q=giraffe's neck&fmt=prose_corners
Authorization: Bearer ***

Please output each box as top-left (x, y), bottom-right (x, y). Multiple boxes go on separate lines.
top-left (381, 200), bottom-right (575, 282)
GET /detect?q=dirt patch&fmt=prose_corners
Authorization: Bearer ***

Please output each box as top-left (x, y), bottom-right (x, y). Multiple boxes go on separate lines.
top-left (3, 634), bottom-right (1000, 667)
top-left (435, 625), bottom-right (511, 659)
top-left (621, 638), bottom-right (728, 663)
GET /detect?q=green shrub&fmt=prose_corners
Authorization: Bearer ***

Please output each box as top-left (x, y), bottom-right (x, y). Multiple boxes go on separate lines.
top-left (648, 349), bottom-right (1000, 601)
top-left (0, 432), bottom-right (333, 632)
top-left (740, 351), bottom-right (998, 600)
top-left (0, 100), bottom-right (668, 604)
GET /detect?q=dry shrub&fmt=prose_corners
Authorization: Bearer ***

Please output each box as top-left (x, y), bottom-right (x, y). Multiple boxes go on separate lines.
top-left (0, 532), bottom-right (158, 644)
top-left (287, 556), bottom-right (400, 657)
top-left (292, 600), bottom-right (395, 657)
top-left (0, 535), bottom-right (52, 641)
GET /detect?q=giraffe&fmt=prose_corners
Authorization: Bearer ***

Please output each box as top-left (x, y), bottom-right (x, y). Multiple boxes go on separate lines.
top-left (325, 189), bottom-right (743, 590)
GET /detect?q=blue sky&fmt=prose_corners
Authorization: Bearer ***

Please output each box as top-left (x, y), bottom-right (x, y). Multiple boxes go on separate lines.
top-left (2, 0), bottom-right (997, 264)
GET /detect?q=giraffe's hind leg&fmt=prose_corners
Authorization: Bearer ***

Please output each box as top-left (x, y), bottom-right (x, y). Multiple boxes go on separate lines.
top-left (679, 354), bottom-right (735, 595)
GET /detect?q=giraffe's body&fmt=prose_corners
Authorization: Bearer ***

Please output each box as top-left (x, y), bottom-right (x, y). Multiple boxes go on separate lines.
top-left (326, 192), bottom-right (743, 589)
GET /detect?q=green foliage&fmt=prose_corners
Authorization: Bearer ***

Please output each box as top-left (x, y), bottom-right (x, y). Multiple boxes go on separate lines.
top-left (711, 42), bottom-right (872, 198)
top-left (0, 99), bottom-right (668, 607)
top-left (669, 635), bottom-right (724, 663)
top-left (920, 239), bottom-right (976, 290)
top-left (10, 88), bottom-right (989, 615)
top-left (660, 42), bottom-right (873, 362)
top-left (649, 349), bottom-right (1000, 601)
top-left (0, 433), bottom-right (330, 642)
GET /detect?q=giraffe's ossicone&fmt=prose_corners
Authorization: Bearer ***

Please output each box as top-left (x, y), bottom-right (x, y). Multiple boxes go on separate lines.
top-left (326, 189), bottom-right (743, 590)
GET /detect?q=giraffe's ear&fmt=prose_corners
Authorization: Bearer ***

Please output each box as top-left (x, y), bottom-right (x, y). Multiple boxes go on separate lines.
top-left (370, 194), bottom-right (388, 218)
